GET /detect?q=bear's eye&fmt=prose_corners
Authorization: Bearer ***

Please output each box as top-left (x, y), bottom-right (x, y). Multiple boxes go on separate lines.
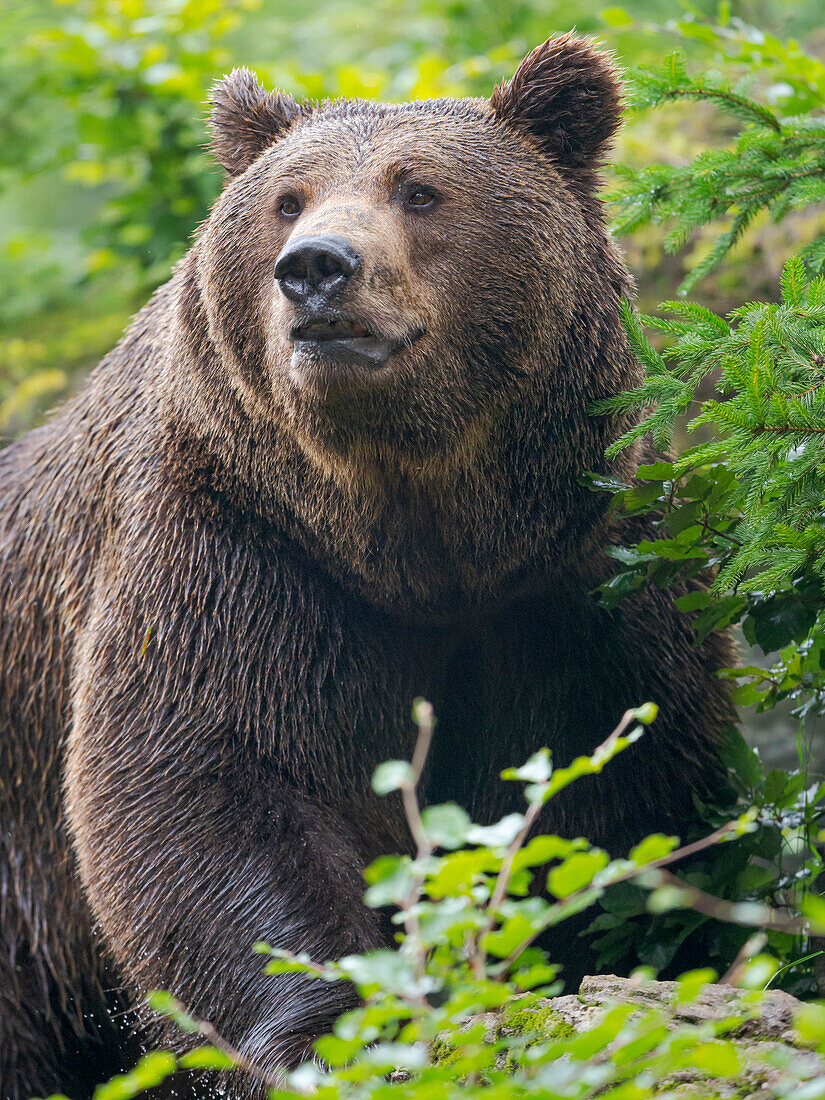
top-left (278, 195), bottom-right (303, 218)
top-left (405, 186), bottom-right (439, 211)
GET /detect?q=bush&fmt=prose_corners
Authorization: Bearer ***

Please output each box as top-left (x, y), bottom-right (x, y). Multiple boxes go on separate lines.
top-left (50, 702), bottom-right (825, 1099)
top-left (586, 23), bottom-right (825, 997)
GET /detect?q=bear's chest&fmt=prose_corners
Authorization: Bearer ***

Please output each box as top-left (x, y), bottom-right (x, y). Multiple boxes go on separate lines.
top-left (264, 567), bottom-right (617, 824)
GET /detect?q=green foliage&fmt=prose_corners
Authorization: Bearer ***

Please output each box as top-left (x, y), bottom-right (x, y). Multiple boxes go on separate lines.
top-left (612, 45), bottom-right (825, 294)
top-left (596, 267), bottom-right (825, 614)
top-left (61, 714), bottom-right (825, 1098)
top-left (0, 0), bottom-right (232, 301)
top-left (595, 37), bottom-right (825, 719)
top-left (587, 13), bottom-right (825, 998)
top-left (588, 727), bottom-right (824, 994)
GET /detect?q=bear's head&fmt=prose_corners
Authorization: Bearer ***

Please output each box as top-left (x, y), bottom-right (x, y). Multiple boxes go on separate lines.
top-left (170, 36), bottom-right (641, 614)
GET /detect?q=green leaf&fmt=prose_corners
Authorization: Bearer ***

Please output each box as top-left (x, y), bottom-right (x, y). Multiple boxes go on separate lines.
top-left (547, 850), bottom-right (610, 898)
top-left (749, 590), bottom-right (819, 652)
top-left (484, 911), bottom-right (540, 957)
top-left (314, 1033), bottom-right (365, 1066)
top-left (675, 590), bottom-right (712, 612)
top-left (637, 461), bottom-right (676, 478)
top-left (718, 727), bottom-right (764, 788)
top-left (146, 992), bottom-right (199, 1033)
top-left (420, 803), bottom-right (472, 849)
top-left (629, 833), bottom-right (680, 866)
top-left (502, 748), bottom-right (552, 784)
top-left (363, 854), bottom-right (416, 906)
top-left (178, 1047), bottom-right (235, 1069)
top-left (146, 991), bottom-right (179, 1015)
top-left (337, 950), bottom-right (418, 995)
top-left (598, 568), bottom-right (650, 608)
top-left (512, 835), bottom-right (584, 871)
top-left (580, 470), bottom-right (631, 494)
top-left (467, 814), bottom-right (525, 847)
top-left (692, 596), bottom-right (748, 643)
top-left (730, 680), bottom-right (772, 707)
top-left (428, 848), bottom-right (502, 897)
top-left (262, 950), bottom-right (330, 977)
top-left (93, 1054), bottom-right (177, 1100)
top-left (371, 760), bottom-right (413, 795)
top-left (636, 538), bottom-right (706, 561)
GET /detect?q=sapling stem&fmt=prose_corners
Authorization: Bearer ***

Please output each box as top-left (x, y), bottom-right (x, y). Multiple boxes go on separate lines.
top-left (479, 707), bottom-right (643, 981)
top-left (399, 699), bottom-right (437, 987)
top-left (151, 995), bottom-right (287, 1091)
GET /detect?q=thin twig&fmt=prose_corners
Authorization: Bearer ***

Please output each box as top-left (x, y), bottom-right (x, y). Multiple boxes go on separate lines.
top-left (471, 798), bottom-right (543, 980)
top-left (699, 512), bottom-right (743, 547)
top-left (650, 868), bottom-right (816, 936)
top-left (661, 87), bottom-right (782, 132)
top-left (719, 932), bottom-right (768, 985)
top-left (195, 1017), bottom-right (286, 1089)
top-left (399, 701), bottom-right (437, 989)
top-left (756, 424), bottom-right (825, 434)
top-left (402, 700), bottom-right (436, 856)
top-left (157, 996), bottom-right (288, 1091)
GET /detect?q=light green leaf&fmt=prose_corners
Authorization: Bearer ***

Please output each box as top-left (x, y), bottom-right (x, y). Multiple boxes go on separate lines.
top-left (629, 833), bottom-right (680, 866)
top-left (502, 748), bottom-right (552, 784)
top-left (371, 760), bottom-right (413, 795)
top-left (547, 851), bottom-right (610, 898)
top-left (421, 803), bottom-right (472, 849)
top-left (466, 814), bottom-right (525, 848)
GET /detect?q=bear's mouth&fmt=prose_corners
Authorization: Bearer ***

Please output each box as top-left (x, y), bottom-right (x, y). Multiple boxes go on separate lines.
top-left (289, 315), bottom-right (391, 368)
top-left (292, 318), bottom-right (372, 342)
top-left (287, 313), bottom-right (424, 384)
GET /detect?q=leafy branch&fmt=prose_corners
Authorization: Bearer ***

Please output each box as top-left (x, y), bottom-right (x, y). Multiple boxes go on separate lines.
top-left (611, 49), bottom-right (825, 294)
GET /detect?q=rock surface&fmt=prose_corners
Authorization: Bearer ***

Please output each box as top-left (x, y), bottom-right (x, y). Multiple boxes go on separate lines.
top-left (508, 975), bottom-right (825, 1098)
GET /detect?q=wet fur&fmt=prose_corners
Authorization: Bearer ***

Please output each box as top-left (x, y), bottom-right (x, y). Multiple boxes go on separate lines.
top-left (0, 36), bottom-right (733, 1098)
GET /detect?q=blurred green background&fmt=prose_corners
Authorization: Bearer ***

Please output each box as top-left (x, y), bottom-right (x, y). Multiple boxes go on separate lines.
top-left (2, 0), bottom-right (824, 440)
top-left (2, 0), bottom-right (824, 768)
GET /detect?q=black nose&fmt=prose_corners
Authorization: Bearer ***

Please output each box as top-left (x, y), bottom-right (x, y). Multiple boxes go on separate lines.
top-left (274, 234), bottom-right (361, 305)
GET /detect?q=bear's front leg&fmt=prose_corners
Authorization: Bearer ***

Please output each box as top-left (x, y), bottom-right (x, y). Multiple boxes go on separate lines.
top-left (67, 728), bottom-right (385, 1079)
top-left (64, 596), bottom-right (391, 1089)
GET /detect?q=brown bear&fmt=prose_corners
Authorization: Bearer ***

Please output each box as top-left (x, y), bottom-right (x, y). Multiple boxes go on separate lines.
top-left (0, 35), bottom-right (733, 1099)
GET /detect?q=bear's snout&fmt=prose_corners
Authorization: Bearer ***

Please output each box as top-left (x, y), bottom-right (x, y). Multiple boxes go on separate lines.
top-left (274, 234), bottom-right (361, 307)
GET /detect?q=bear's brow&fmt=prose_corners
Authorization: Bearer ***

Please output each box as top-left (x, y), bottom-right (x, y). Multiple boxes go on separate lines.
top-left (290, 99), bottom-right (494, 154)
top-left (272, 119), bottom-right (495, 181)
top-left (313, 96), bottom-right (488, 122)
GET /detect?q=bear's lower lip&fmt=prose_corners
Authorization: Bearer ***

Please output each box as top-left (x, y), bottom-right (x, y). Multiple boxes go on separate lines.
top-left (289, 327), bottom-right (425, 393)
top-left (292, 334), bottom-right (394, 367)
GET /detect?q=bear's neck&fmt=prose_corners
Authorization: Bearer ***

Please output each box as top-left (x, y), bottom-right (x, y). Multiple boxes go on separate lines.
top-left (162, 381), bottom-right (634, 623)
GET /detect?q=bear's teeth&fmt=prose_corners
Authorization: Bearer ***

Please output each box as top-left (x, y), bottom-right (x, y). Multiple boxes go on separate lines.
top-left (296, 319), bottom-right (370, 340)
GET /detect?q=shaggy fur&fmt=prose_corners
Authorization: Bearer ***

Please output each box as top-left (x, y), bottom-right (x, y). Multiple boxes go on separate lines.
top-left (0, 36), bottom-right (733, 1098)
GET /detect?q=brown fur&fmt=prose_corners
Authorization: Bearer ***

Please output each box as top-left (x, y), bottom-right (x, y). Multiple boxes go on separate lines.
top-left (0, 37), bottom-right (733, 1098)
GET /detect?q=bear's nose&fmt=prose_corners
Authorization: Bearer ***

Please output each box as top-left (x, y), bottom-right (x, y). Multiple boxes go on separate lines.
top-left (274, 235), bottom-right (361, 305)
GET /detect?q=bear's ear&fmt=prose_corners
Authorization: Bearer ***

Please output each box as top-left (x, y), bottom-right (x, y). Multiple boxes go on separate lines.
top-left (490, 34), bottom-right (623, 173)
top-left (208, 68), bottom-right (302, 177)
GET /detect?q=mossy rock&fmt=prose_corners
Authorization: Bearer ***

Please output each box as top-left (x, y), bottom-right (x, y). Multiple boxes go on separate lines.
top-left (499, 993), bottom-right (575, 1041)
top-left (421, 976), bottom-right (825, 1097)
